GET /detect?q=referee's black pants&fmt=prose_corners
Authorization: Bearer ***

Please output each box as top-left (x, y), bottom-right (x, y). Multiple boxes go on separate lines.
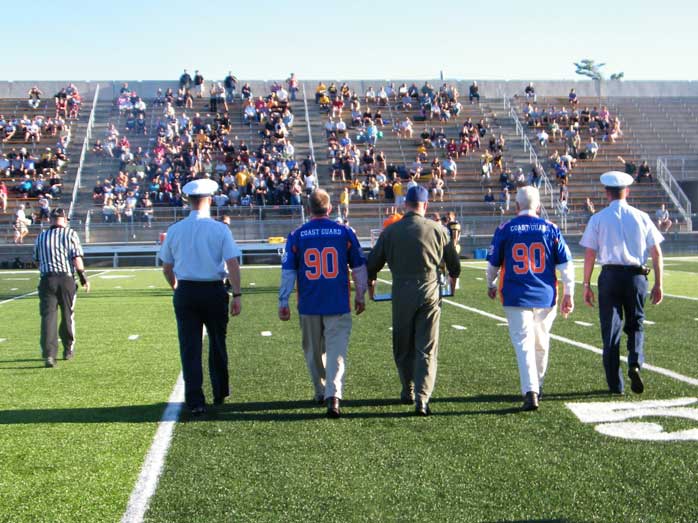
top-left (38, 274), bottom-right (77, 360)
top-left (173, 281), bottom-right (230, 409)
top-left (598, 268), bottom-right (647, 393)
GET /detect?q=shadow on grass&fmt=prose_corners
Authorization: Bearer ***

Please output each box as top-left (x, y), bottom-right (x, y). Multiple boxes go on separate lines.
top-left (0, 390), bottom-right (615, 425)
top-left (0, 404), bottom-right (170, 424)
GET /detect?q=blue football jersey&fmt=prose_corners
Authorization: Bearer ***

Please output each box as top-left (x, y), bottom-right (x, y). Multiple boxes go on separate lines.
top-left (487, 214), bottom-right (571, 307)
top-left (282, 218), bottom-right (365, 315)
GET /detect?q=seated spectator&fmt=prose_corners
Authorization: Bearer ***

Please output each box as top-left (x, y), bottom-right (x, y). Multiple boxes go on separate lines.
top-left (537, 128), bottom-right (549, 147)
top-left (568, 88), bottom-right (578, 106)
top-left (430, 172), bottom-right (445, 202)
top-left (636, 160), bottom-right (653, 183)
top-left (513, 168), bottom-right (527, 187)
top-left (442, 157), bottom-right (457, 180)
top-left (399, 117), bottom-right (413, 139)
top-left (377, 87), bottom-right (388, 106)
top-left (469, 81), bottom-right (480, 103)
top-left (656, 204), bottom-right (673, 232)
top-left (524, 82), bottom-right (536, 102)
top-left (365, 86), bottom-right (376, 104)
top-left (484, 187), bottom-right (496, 211)
top-left (28, 86), bottom-right (43, 109)
top-left (585, 137), bottom-right (599, 160)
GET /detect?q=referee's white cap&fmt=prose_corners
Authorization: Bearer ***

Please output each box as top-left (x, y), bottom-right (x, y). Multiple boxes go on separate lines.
top-left (600, 171), bottom-right (634, 188)
top-left (182, 178), bottom-right (219, 196)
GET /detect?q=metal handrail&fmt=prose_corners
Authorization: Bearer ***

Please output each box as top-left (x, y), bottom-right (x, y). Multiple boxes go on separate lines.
top-left (68, 84), bottom-right (100, 220)
top-left (301, 84), bottom-right (318, 186)
top-left (503, 97), bottom-right (555, 211)
top-left (656, 157), bottom-right (693, 231)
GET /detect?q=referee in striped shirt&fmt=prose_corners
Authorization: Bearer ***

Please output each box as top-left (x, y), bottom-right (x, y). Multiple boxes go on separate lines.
top-left (33, 208), bottom-right (90, 368)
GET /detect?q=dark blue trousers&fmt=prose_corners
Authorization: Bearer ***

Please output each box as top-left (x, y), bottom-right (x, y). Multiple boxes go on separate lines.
top-left (173, 281), bottom-right (230, 409)
top-left (598, 268), bottom-right (647, 393)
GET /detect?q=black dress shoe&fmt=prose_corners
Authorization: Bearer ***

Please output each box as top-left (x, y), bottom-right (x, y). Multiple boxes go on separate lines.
top-left (521, 391), bottom-right (539, 411)
top-left (326, 397), bottom-right (341, 418)
top-left (628, 366), bottom-right (644, 394)
top-left (190, 405), bottom-right (206, 416)
top-left (400, 393), bottom-right (415, 405)
top-left (63, 350), bottom-right (74, 361)
top-left (45, 357), bottom-right (56, 368)
top-left (415, 401), bottom-right (431, 416)
top-left (213, 396), bottom-right (226, 406)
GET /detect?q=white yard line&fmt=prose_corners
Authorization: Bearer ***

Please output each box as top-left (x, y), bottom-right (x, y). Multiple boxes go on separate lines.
top-left (120, 373), bottom-right (184, 523)
top-left (377, 277), bottom-right (698, 388)
top-left (122, 327), bottom-right (207, 523)
top-left (0, 270), bottom-right (110, 306)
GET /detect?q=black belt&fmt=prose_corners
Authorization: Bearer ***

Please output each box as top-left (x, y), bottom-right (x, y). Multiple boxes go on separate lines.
top-left (42, 272), bottom-right (72, 277)
top-left (602, 265), bottom-right (649, 275)
top-left (178, 280), bottom-right (224, 287)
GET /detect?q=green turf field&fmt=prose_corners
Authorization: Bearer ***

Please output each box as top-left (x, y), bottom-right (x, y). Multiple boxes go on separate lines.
top-left (1, 260), bottom-right (697, 522)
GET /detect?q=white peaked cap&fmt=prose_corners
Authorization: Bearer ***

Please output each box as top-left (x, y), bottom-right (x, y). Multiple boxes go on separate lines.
top-left (182, 178), bottom-right (219, 196)
top-left (600, 171), bottom-right (634, 188)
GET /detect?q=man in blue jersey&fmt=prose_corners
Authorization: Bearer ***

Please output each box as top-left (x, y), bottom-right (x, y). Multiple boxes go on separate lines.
top-left (279, 189), bottom-right (368, 418)
top-left (486, 186), bottom-right (575, 411)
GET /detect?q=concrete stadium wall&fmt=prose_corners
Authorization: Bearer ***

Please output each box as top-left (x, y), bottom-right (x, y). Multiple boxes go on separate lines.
top-left (2, 80), bottom-right (698, 100)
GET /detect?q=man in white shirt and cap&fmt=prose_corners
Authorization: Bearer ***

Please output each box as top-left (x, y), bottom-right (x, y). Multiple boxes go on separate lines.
top-left (580, 171), bottom-right (664, 395)
top-left (159, 178), bottom-right (243, 415)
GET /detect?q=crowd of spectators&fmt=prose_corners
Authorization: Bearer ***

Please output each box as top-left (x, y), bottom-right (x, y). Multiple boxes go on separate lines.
top-left (93, 72), bottom-right (314, 223)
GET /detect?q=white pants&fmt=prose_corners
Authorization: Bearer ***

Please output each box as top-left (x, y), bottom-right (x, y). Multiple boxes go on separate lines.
top-left (503, 306), bottom-right (557, 396)
top-left (300, 313), bottom-right (352, 400)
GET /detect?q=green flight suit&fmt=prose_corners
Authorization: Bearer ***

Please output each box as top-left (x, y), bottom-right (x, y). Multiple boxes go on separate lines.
top-left (367, 211), bottom-right (461, 404)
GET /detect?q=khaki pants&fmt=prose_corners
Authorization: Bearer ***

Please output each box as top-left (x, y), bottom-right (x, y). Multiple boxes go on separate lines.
top-left (392, 280), bottom-right (441, 404)
top-left (300, 313), bottom-right (352, 400)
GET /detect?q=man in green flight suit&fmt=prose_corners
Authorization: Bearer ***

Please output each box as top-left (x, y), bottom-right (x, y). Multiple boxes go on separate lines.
top-left (367, 185), bottom-right (461, 416)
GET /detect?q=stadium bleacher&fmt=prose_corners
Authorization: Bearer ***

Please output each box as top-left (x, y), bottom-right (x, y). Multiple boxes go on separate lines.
top-left (1, 80), bottom-right (696, 254)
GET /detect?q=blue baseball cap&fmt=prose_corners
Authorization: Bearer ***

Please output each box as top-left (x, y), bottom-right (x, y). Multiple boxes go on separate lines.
top-left (405, 185), bottom-right (429, 203)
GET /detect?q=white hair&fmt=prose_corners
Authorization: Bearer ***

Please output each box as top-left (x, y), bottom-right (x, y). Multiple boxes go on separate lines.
top-left (516, 186), bottom-right (541, 211)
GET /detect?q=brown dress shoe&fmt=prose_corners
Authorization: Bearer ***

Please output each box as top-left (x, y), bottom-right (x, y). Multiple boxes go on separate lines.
top-left (326, 397), bottom-right (341, 418)
top-left (415, 401), bottom-right (431, 416)
top-left (522, 391), bottom-right (539, 411)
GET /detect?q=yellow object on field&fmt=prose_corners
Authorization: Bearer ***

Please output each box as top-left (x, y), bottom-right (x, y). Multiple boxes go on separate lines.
top-left (268, 237), bottom-right (285, 244)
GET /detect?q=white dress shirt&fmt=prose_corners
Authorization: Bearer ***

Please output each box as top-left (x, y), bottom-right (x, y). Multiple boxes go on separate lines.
top-left (159, 210), bottom-right (241, 281)
top-left (580, 199), bottom-right (663, 266)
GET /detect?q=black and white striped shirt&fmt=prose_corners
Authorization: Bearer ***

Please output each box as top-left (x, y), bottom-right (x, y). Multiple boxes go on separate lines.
top-left (33, 226), bottom-right (84, 275)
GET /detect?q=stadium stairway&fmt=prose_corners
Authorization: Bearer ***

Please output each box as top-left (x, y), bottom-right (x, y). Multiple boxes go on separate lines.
top-left (509, 96), bottom-right (685, 232)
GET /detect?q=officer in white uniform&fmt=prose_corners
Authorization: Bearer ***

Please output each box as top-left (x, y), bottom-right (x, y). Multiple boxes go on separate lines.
top-left (580, 171), bottom-right (664, 394)
top-left (159, 178), bottom-right (243, 415)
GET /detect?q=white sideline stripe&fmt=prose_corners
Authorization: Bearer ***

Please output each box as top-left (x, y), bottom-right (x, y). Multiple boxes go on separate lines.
top-left (644, 320), bottom-right (656, 325)
top-left (574, 321), bottom-right (593, 327)
top-left (377, 278), bottom-right (698, 388)
top-left (128, 335), bottom-right (140, 341)
top-left (123, 327), bottom-right (207, 522)
top-left (0, 338), bottom-right (6, 343)
top-left (120, 373), bottom-right (184, 523)
top-left (452, 325), bottom-right (467, 330)
top-left (10, 288), bottom-right (18, 291)
top-left (461, 261), bottom-right (698, 301)
top-left (0, 270), bottom-right (109, 306)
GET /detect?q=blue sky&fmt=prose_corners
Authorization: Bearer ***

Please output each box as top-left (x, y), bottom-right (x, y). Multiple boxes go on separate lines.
top-left (4, 0), bottom-right (696, 81)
